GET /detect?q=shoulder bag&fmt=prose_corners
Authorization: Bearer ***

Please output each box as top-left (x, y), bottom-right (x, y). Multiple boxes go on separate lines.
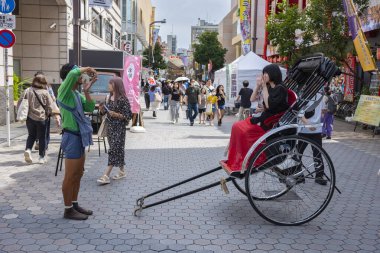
top-left (16, 88), bottom-right (30, 122)
top-left (98, 95), bottom-right (110, 138)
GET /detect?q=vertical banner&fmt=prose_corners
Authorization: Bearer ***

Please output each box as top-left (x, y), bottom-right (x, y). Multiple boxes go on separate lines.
top-left (342, 0), bottom-right (377, 72)
top-left (239, 0), bottom-right (252, 55)
top-left (344, 56), bottom-right (356, 102)
top-left (152, 27), bottom-right (160, 48)
top-left (123, 56), bottom-right (142, 113)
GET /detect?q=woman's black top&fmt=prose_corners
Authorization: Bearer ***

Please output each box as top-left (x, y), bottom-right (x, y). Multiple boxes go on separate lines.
top-left (217, 93), bottom-right (225, 106)
top-left (171, 89), bottom-right (181, 101)
top-left (251, 84), bottom-right (289, 125)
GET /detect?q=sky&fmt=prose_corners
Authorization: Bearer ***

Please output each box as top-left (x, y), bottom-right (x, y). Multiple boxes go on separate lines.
top-left (151, 0), bottom-right (231, 49)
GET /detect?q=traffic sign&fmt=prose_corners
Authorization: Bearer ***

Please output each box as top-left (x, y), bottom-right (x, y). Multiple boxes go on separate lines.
top-left (0, 0), bottom-right (15, 14)
top-left (0, 14), bottom-right (15, 29)
top-left (0, 29), bottom-right (15, 48)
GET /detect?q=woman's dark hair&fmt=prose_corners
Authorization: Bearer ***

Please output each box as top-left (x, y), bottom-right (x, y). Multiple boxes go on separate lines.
top-left (32, 75), bottom-right (48, 89)
top-left (60, 63), bottom-right (75, 81)
top-left (173, 83), bottom-right (179, 89)
top-left (216, 85), bottom-right (224, 94)
top-left (263, 64), bottom-right (282, 85)
top-left (150, 85), bottom-right (156, 92)
top-left (243, 80), bottom-right (249, 87)
top-left (109, 77), bottom-right (126, 100)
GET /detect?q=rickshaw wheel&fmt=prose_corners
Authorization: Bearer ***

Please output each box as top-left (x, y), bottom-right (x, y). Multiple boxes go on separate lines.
top-left (231, 178), bottom-right (246, 196)
top-left (245, 135), bottom-right (336, 226)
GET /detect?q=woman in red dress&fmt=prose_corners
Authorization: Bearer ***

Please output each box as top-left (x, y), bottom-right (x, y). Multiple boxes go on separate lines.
top-left (226, 64), bottom-right (289, 172)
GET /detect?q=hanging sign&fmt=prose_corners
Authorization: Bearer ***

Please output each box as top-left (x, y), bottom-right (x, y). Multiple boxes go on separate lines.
top-left (89, 0), bottom-right (112, 8)
top-left (123, 56), bottom-right (142, 113)
top-left (0, 14), bottom-right (15, 29)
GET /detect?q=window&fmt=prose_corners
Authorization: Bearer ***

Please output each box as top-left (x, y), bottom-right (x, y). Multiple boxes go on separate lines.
top-left (105, 20), bottom-right (113, 45)
top-left (81, 0), bottom-right (87, 20)
top-left (91, 9), bottom-right (102, 38)
top-left (115, 30), bottom-right (121, 49)
top-left (140, 9), bottom-right (143, 24)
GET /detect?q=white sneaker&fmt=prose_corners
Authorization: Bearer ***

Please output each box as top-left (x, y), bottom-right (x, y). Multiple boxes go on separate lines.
top-left (277, 156), bottom-right (300, 171)
top-left (24, 149), bottom-right (33, 164)
top-left (97, 175), bottom-right (110, 185)
top-left (38, 156), bottom-right (46, 164)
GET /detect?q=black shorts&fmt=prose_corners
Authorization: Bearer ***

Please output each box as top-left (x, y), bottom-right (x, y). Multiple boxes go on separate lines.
top-left (198, 108), bottom-right (206, 113)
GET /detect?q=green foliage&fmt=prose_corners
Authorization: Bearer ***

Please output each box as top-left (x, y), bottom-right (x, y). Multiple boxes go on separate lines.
top-left (13, 74), bottom-right (20, 101)
top-left (193, 31), bottom-right (228, 72)
top-left (267, 2), bottom-right (307, 65)
top-left (266, 0), bottom-right (369, 67)
top-left (142, 42), bottom-right (167, 70)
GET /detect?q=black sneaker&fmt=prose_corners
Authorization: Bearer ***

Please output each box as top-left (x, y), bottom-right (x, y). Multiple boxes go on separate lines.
top-left (64, 207), bottom-right (88, 220)
top-left (326, 136), bottom-right (331, 140)
top-left (73, 203), bottom-right (93, 216)
top-left (190, 122), bottom-right (194, 126)
top-left (315, 177), bottom-right (327, 185)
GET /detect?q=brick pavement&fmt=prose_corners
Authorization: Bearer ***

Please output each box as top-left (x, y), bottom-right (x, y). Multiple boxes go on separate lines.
top-left (0, 108), bottom-right (379, 253)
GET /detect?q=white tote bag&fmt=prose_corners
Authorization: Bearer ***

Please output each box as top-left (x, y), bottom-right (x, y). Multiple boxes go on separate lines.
top-left (17, 89), bottom-right (30, 122)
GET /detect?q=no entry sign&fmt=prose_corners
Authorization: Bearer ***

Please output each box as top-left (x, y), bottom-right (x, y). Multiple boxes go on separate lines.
top-left (0, 29), bottom-right (15, 48)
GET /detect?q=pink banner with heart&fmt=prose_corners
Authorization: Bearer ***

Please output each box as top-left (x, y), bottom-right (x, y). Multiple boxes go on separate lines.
top-left (123, 55), bottom-right (142, 113)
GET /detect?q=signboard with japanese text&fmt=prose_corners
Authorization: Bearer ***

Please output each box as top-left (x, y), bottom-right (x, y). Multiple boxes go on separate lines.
top-left (0, 14), bottom-right (15, 29)
top-left (123, 55), bottom-right (142, 113)
top-left (344, 57), bottom-right (355, 102)
top-left (353, 95), bottom-right (380, 126)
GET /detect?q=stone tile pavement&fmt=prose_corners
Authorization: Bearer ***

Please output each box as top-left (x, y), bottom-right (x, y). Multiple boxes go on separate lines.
top-left (0, 107), bottom-right (379, 253)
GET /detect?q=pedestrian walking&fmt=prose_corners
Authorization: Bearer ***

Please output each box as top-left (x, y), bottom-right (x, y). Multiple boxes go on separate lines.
top-left (57, 64), bottom-right (97, 220)
top-left (185, 80), bottom-right (200, 126)
top-left (169, 82), bottom-right (182, 124)
top-left (149, 84), bottom-right (162, 118)
top-left (204, 79), bottom-right (215, 94)
top-left (19, 75), bottom-right (60, 164)
top-left (206, 91), bottom-right (218, 126)
top-left (322, 86), bottom-right (336, 139)
top-left (216, 85), bottom-right (226, 126)
top-left (198, 88), bottom-right (207, 124)
top-left (97, 77), bottom-right (132, 185)
top-left (162, 82), bottom-right (171, 110)
top-left (236, 80), bottom-right (253, 120)
top-left (143, 82), bottom-right (150, 110)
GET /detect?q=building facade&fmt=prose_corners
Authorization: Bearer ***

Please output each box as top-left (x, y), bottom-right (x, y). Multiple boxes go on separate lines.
top-left (190, 19), bottom-right (218, 47)
top-left (167, 34), bottom-right (177, 56)
top-left (121, 0), bottom-right (154, 55)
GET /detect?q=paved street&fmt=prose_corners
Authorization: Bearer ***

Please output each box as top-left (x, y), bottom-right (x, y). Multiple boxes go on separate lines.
top-left (0, 107), bottom-right (379, 253)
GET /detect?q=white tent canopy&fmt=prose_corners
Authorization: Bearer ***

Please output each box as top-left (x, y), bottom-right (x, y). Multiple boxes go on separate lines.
top-left (226, 51), bottom-right (287, 106)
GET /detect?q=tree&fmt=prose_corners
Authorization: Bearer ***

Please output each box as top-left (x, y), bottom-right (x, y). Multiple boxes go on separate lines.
top-left (142, 42), bottom-right (167, 70)
top-left (266, 0), bottom-right (369, 67)
top-left (193, 31), bottom-right (228, 72)
top-left (266, 2), bottom-right (308, 66)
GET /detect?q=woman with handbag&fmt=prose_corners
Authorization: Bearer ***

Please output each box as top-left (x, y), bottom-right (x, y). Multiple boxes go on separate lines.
top-left (97, 77), bottom-right (132, 185)
top-left (148, 84), bottom-right (162, 118)
top-left (18, 75), bottom-right (60, 164)
top-left (169, 82), bottom-right (182, 123)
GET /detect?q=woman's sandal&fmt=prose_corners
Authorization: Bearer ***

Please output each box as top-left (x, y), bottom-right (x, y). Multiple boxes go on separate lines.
top-left (97, 175), bottom-right (110, 185)
top-left (112, 171), bottom-right (126, 180)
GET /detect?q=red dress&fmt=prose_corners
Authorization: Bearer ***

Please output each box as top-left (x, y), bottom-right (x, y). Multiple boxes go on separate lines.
top-left (226, 117), bottom-right (266, 171)
top-left (225, 85), bottom-right (290, 172)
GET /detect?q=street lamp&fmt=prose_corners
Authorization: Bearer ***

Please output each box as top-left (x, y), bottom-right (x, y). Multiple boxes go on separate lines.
top-left (148, 19), bottom-right (166, 69)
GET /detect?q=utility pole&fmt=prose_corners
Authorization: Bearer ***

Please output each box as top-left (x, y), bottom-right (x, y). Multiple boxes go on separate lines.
top-left (252, 0), bottom-right (258, 53)
top-left (73, 0), bottom-right (81, 65)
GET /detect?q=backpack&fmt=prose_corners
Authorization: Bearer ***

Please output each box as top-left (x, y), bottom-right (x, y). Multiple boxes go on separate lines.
top-left (327, 96), bottom-right (337, 113)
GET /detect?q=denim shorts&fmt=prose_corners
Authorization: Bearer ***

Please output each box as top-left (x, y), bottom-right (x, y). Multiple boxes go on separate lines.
top-left (61, 130), bottom-right (84, 159)
top-left (218, 105), bottom-right (225, 110)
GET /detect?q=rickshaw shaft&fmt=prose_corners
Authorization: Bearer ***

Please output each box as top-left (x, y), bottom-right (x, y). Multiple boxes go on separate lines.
top-left (140, 177), bottom-right (233, 210)
top-left (141, 166), bottom-right (223, 199)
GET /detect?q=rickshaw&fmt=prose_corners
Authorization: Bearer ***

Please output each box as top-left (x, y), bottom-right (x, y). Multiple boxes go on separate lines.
top-left (134, 54), bottom-right (342, 226)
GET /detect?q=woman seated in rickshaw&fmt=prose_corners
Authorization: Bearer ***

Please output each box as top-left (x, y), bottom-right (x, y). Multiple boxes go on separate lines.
top-left (225, 64), bottom-right (289, 172)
